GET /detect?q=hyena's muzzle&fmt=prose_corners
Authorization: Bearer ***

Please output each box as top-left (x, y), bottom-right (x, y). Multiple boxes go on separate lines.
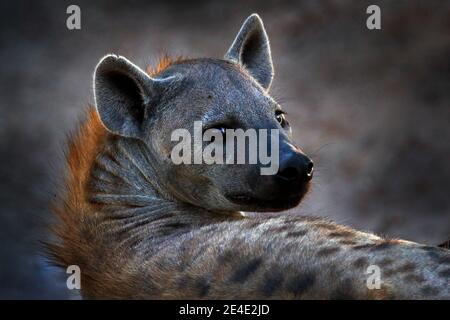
top-left (226, 136), bottom-right (314, 211)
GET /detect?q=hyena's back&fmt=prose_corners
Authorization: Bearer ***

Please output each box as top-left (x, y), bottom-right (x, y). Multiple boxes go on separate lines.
top-left (55, 203), bottom-right (450, 299)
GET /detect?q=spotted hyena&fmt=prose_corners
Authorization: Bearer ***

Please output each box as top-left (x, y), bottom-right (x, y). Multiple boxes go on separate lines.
top-left (48, 14), bottom-right (450, 299)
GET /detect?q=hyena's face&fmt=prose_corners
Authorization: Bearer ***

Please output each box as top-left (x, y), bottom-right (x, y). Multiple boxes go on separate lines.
top-left (94, 14), bottom-right (313, 212)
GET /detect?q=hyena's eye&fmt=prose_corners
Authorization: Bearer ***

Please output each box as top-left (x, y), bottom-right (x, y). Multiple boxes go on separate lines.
top-left (208, 126), bottom-right (227, 135)
top-left (204, 125), bottom-right (230, 143)
top-left (275, 110), bottom-right (287, 127)
top-left (217, 127), bottom-right (227, 135)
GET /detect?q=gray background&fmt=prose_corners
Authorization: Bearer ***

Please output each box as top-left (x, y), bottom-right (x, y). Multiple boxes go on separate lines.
top-left (0, 0), bottom-right (449, 299)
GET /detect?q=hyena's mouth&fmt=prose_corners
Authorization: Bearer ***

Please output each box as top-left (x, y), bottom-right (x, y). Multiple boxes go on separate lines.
top-left (226, 194), bottom-right (254, 203)
top-left (225, 183), bottom-right (310, 211)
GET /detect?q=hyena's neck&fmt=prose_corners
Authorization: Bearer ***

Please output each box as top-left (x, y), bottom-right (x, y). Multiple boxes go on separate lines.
top-left (89, 137), bottom-right (170, 207)
top-left (88, 137), bottom-right (235, 220)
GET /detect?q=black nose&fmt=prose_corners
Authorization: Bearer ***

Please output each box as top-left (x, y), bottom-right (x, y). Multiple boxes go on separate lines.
top-left (276, 152), bottom-right (313, 182)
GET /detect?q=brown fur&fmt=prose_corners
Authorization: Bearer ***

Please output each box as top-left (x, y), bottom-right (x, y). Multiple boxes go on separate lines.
top-left (146, 54), bottom-right (185, 77)
top-left (47, 108), bottom-right (107, 265)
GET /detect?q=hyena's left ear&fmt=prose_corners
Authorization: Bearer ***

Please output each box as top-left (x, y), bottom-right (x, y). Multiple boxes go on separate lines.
top-left (94, 54), bottom-right (180, 139)
top-left (225, 14), bottom-right (274, 90)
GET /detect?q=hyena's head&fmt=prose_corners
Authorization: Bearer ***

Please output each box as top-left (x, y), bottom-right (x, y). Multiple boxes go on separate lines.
top-left (94, 14), bottom-right (313, 212)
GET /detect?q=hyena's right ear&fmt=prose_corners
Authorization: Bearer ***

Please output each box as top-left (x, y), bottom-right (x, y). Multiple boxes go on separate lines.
top-left (94, 54), bottom-right (179, 138)
top-left (225, 14), bottom-right (274, 90)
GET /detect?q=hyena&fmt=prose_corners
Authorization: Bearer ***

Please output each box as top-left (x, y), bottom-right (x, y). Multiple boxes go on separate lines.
top-left (48, 14), bottom-right (450, 299)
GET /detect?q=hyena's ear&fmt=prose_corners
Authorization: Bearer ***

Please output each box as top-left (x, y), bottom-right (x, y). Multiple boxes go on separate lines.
top-left (225, 14), bottom-right (274, 90)
top-left (94, 54), bottom-right (179, 138)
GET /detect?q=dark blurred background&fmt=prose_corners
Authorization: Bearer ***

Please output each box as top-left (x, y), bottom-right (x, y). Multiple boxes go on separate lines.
top-left (0, 0), bottom-right (449, 299)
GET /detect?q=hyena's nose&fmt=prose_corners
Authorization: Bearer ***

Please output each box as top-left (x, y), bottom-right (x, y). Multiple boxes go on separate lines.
top-left (276, 152), bottom-right (314, 183)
